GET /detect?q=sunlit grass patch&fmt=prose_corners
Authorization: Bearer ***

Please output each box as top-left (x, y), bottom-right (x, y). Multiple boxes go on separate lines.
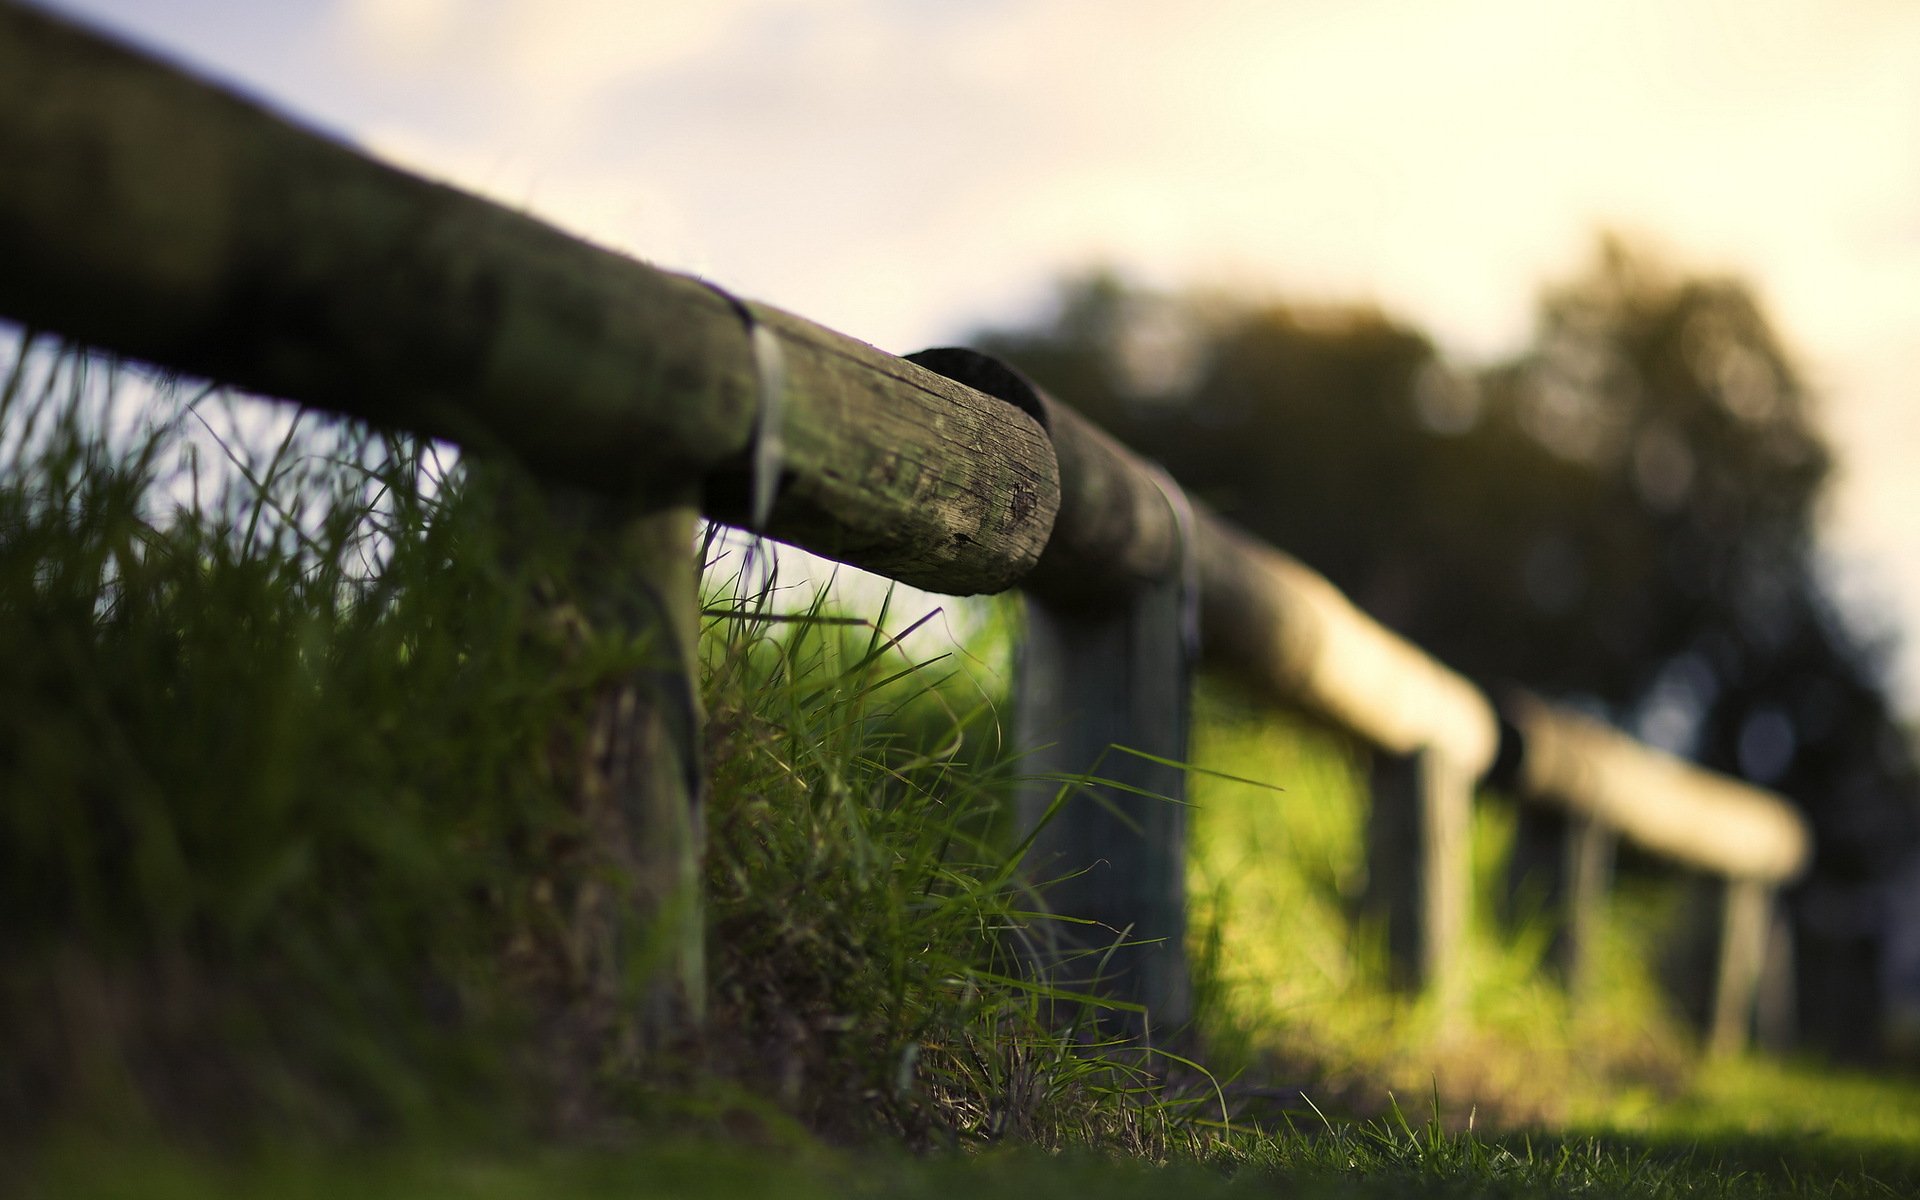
top-left (1184, 685), bottom-right (1920, 1183)
top-left (1604, 1053), bottom-right (1920, 1145)
top-left (1184, 689), bottom-right (1698, 1126)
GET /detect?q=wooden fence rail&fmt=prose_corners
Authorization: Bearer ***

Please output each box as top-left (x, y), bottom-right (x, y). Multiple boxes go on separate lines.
top-left (0, 0), bottom-right (1811, 1056)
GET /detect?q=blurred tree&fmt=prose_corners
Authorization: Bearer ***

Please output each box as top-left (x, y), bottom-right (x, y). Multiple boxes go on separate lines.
top-left (972, 240), bottom-right (1920, 1055)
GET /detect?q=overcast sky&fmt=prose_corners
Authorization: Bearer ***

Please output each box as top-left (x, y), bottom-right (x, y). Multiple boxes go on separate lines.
top-left (43, 0), bottom-right (1920, 709)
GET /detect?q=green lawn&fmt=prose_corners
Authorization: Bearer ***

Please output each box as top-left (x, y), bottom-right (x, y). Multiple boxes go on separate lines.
top-left (33, 1087), bottom-right (1920, 1200)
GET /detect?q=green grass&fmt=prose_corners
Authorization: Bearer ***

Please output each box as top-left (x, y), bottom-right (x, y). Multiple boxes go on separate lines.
top-left (10, 332), bottom-right (1920, 1197)
top-left (30, 1098), bottom-right (1920, 1200)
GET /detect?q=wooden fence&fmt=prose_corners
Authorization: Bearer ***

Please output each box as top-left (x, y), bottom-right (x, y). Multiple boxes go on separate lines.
top-left (0, 2), bottom-right (1810, 1056)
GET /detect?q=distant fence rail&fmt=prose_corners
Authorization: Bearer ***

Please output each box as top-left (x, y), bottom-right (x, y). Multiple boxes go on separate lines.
top-left (0, 1), bottom-right (1809, 1056)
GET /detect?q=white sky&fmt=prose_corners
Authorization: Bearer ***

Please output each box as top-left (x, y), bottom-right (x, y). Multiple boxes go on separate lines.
top-left (44, 0), bottom-right (1920, 709)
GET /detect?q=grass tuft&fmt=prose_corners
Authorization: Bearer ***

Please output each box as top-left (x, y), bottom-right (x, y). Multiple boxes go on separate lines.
top-left (693, 551), bottom-right (1200, 1151)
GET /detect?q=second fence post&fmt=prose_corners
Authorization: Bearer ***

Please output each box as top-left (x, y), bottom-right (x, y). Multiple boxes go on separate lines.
top-left (1507, 805), bottom-right (1616, 999)
top-left (1014, 571), bottom-right (1194, 1044)
top-left (1365, 746), bottom-right (1472, 1016)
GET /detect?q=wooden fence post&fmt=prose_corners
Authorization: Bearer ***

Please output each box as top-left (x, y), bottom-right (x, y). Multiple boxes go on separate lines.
top-left (1756, 897), bottom-right (1798, 1053)
top-left (1014, 572), bottom-right (1193, 1042)
top-left (528, 480), bottom-right (706, 1053)
top-left (1507, 806), bottom-right (1615, 999)
top-left (1365, 746), bottom-right (1472, 1014)
top-left (1709, 878), bottom-right (1776, 1057)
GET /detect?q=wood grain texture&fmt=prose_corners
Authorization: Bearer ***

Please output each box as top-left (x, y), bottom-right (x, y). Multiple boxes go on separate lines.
top-left (0, 3), bottom-right (1057, 595)
top-left (1505, 692), bottom-right (1810, 883)
top-left (906, 347), bottom-right (1181, 609)
top-left (712, 313), bottom-right (1059, 594)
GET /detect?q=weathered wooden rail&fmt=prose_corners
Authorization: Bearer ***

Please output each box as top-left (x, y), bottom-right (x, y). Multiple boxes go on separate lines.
top-left (0, 1), bottom-right (1809, 1055)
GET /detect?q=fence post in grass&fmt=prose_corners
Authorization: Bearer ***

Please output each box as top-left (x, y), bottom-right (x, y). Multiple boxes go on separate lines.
top-left (1507, 805), bottom-right (1616, 999)
top-left (522, 478), bottom-right (707, 1052)
top-left (1755, 898), bottom-right (1798, 1053)
top-left (903, 346), bottom-right (1196, 1043)
top-left (1014, 570), bottom-right (1194, 1043)
top-left (1710, 877), bottom-right (1774, 1057)
top-left (1364, 745), bottom-right (1472, 1014)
